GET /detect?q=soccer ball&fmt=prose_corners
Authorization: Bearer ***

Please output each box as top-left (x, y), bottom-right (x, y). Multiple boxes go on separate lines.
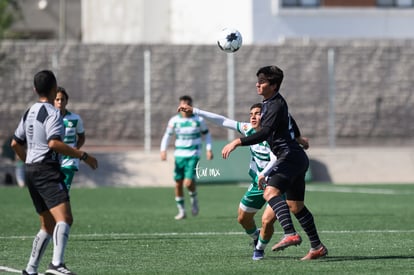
top-left (217, 28), bottom-right (243, 53)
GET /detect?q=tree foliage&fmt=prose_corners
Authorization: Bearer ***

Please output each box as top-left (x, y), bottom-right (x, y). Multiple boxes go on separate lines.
top-left (0, 0), bottom-right (21, 39)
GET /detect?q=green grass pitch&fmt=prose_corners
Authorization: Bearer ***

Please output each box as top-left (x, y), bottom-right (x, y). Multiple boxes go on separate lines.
top-left (1, 183), bottom-right (413, 274)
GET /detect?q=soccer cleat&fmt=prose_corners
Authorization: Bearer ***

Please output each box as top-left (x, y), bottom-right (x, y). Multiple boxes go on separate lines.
top-left (45, 263), bottom-right (76, 275)
top-left (174, 212), bottom-right (186, 220)
top-left (22, 270), bottom-right (37, 275)
top-left (271, 233), bottom-right (302, 251)
top-left (252, 249), bottom-right (265, 260)
top-left (191, 203), bottom-right (199, 216)
top-left (301, 244), bottom-right (328, 260)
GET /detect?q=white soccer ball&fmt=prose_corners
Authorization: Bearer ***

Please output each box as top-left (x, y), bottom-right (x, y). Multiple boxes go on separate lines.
top-left (217, 28), bottom-right (243, 53)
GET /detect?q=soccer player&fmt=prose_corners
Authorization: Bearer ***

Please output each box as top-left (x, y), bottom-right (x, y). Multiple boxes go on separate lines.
top-left (178, 103), bottom-right (309, 260)
top-left (11, 70), bottom-right (98, 275)
top-left (221, 65), bottom-right (328, 260)
top-left (54, 86), bottom-right (85, 190)
top-left (160, 95), bottom-right (214, 220)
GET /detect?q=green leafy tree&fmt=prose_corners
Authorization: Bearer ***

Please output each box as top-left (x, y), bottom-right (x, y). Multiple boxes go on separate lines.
top-left (0, 0), bottom-right (21, 39)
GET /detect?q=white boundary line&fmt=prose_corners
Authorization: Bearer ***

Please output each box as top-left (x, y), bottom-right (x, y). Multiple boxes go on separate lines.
top-left (1, 229), bottom-right (413, 240)
top-left (0, 266), bottom-right (44, 275)
top-left (305, 185), bottom-right (414, 195)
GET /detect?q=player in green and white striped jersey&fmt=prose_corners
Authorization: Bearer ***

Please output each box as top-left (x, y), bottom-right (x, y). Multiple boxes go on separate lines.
top-left (55, 87), bottom-right (85, 190)
top-left (161, 95), bottom-right (213, 220)
top-left (178, 102), bottom-right (309, 260)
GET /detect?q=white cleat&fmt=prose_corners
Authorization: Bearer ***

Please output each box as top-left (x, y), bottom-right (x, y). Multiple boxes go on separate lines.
top-left (174, 212), bottom-right (186, 220)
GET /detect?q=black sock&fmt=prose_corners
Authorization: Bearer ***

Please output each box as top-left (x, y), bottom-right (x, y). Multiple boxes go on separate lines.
top-left (268, 196), bottom-right (296, 235)
top-left (295, 206), bottom-right (321, 249)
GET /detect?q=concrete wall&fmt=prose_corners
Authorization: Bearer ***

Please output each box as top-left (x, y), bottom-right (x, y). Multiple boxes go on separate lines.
top-left (69, 146), bottom-right (414, 187)
top-left (2, 40), bottom-right (414, 148)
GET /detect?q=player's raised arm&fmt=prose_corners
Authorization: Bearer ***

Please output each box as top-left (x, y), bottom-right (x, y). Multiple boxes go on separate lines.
top-left (189, 106), bottom-right (239, 131)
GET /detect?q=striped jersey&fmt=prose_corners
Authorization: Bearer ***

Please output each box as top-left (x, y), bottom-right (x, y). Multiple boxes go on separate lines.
top-left (13, 102), bottom-right (64, 164)
top-left (160, 113), bottom-right (212, 158)
top-left (61, 111), bottom-right (85, 170)
top-left (236, 122), bottom-right (275, 184)
top-left (192, 108), bottom-right (275, 184)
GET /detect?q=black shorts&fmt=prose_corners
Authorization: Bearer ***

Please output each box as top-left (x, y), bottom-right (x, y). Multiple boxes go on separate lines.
top-left (267, 149), bottom-right (309, 201)
top-left (25, 163), bottom-right (69, 214)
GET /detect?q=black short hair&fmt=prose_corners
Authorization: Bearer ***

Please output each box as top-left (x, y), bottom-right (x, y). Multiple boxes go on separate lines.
top-left (250, 103), bottom-right (262, 111)
top-left (57, 86), bottom-right (69, 101)
top-left (179, 95), bottom-right (193, 106)
top-left (256, 66), bottom-right (284, 92)
top-left (33, 70), bottom-right (57, 97)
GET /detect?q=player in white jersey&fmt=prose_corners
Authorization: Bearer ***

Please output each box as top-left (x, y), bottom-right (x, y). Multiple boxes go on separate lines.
top-left (54, 86), bottom-right (85, 190)
top-left (160, 95), bottom-right (213, 220)
top-left (11, 70), bottom-right (98, 275)
top-left (178, 102), bottom-right (309, 260)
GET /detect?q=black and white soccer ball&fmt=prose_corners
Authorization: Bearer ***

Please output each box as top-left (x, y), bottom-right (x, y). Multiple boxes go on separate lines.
top-left (217, 28), bottom-right (243, 53)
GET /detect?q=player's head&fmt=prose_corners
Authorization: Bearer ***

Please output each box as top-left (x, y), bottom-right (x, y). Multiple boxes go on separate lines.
top-left (249, 103), bottom-right (262, 130)
top-left (55, 86), bottom-right (69, 112)
top-left (33, 70), bottom-right (57, 98)
top-left (256, 66), bottom-right (284, 98)
top-left (179, 95), bottom-right (193, 117)
top-left (179, 95), bottom-right (193, 106)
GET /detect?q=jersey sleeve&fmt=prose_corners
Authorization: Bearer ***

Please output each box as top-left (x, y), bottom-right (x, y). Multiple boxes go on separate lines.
top-left (289, 114), bottom-right (301, 138)
top-left (236, 122), bottom-right (252, 136)
top-left (13, 117), bottom-right (26, 145)
top-left (160, 117), bottom-right (175, 151)
top-left (45, 109), bottom-right (64, 142)
top-left (199, 117), bottom-right (212, 151)
top-left (193, 108), bottom-right (238, 131)
top-left (259, 151), bottom-right (277, 178)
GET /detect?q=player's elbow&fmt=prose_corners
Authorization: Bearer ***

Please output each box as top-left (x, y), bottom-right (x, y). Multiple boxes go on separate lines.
top-left (48, 139), bottom-right (60, 150)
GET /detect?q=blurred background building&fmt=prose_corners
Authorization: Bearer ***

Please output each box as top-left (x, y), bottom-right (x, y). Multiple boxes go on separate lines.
top-left (4, 0), bottom-right (414, 43)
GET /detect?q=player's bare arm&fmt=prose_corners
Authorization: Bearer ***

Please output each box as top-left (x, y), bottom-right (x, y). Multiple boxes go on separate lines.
top-left (221, 138), bottom-right (242, 159)
top-left (296, 136), bottom-right (309, 150)
top-left (10, 139), bottom-right (26, 162)
top-left (206, 150), bottom-right (213, 160)
top-left (160, 151), bottom-right (167, 161)
top-left (48, 139), bottom-right (98, 169)
top-left (76, 133), bottom-right (86, 149)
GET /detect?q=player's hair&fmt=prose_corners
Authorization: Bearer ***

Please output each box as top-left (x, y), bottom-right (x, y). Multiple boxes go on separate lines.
top-left (250, 103), bottom-right (262, 111)
top-left (179, 95), bottom-right (193, 106)
top-left (256, 66), bottom-right (284, 92)
top-left (33, 70), bottom-right (57, 97)
top-left (57, 86), bottom-right (69, 101)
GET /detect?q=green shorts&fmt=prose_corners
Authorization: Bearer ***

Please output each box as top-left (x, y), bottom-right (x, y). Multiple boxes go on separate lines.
top-left (239, 183), bottom-right (266, 213)
top-left (239, 182), bottom-right (287, 213)
top-left (174, 156), bottom-right (199, 181)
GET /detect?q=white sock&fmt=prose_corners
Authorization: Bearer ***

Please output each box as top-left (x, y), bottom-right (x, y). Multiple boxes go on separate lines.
top-left (175, 197), bottom-right (185, 214)
top-left (52, 221), bottom-right (70, 266)
top-left (256, 238), bottom-right (269, 251)
top-left (26, 230), bottom-right (51, 274)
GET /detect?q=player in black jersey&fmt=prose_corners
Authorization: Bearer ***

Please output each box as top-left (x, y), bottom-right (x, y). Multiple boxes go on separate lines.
top-left (222, 66), bottom-right (327, 260)
top-left (11, 70), bottom-right (98, 275)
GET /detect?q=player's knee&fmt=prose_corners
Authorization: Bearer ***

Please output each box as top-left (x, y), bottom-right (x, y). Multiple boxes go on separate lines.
top-left (237, 214), bottom-right (245, 225)
top-left (287, 202), bottom-right (304, 214)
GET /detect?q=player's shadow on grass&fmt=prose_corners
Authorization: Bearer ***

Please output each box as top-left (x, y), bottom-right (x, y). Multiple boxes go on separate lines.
top-left (74, 152), bottom-right (131, 187)
top-left (319, 255), bottom-right (414, 262)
